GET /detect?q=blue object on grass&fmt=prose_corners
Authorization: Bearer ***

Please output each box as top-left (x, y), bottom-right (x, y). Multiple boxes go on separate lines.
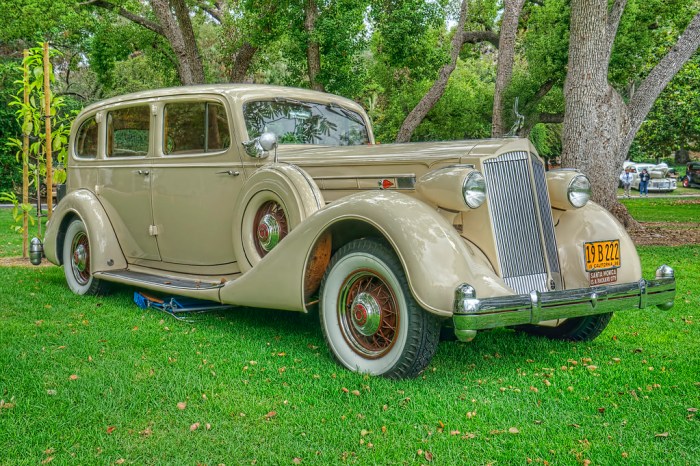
top-left (133, 291), bottom-right (231, 314)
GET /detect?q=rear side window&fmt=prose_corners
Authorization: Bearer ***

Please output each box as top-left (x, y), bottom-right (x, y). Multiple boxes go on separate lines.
top-left (107, 106), bottom-right (150, 157)
top-left (163, 102), bottom-right (230, 155)
top-left (74, 117), bottom-right (98, 158)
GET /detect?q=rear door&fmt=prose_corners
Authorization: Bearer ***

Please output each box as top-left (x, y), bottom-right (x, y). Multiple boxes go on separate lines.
top-left (97, 103), bottom-right (161, 261)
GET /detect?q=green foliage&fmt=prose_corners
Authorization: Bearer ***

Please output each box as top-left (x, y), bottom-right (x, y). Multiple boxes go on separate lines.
top-left (370, 0), bottom-right (450, 80)
top-left (0, 60), bottom-right (22, 193)
top-left (8, 45), bottom-right (72, 188)
top-left (529, 123), bottom-right (562, 162)
top-left (0, 191), bottom-right (35, 233)
top-left (88, 18), bottom-right (180, 97)
top-left (632, 53), bottom-right (700, 159)
top-left (609, 0), bottom-right (698, 92)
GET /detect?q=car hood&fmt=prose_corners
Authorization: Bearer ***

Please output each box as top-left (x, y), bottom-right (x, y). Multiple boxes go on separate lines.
top-left (274, 139), bottom-right (528, 167)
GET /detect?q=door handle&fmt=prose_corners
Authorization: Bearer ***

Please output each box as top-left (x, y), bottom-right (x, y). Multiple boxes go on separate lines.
top-left (137, 170), bottom-right (150, 176)
top-left (217, 170), bottom-right (240, 176)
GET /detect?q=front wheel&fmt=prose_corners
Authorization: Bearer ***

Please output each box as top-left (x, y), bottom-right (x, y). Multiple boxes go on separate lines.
top-left (517, 313), bottom-right (612, 341)
top-left (62, 219), bottom-right (109, 296)
top-left (319, 239), bottom-right (440, 379)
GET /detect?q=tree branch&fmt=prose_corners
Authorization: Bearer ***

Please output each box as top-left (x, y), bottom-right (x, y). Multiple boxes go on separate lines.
top-left (624, 12), bottom-right (700, 149)
top-left (539, 112), bottom-right (564, 124)
top-left (605, 0), bottom-right (627, 62)
top-left (395, 0), bottom-right (469, 142)
top-left (463, 30), bottom-right (500, 48)
top-left (79, 0), bottom-right (164, 36)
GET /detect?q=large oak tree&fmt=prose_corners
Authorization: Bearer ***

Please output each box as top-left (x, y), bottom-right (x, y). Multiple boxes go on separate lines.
top-left (561, 0), bottom-right (700, 224)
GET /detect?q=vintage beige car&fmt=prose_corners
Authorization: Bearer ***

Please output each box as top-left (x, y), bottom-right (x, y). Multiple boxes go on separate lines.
top-left (38, 84), bottom-right (676, 379)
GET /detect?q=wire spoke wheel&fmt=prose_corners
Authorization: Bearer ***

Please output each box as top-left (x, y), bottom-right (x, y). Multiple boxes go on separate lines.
top-left (339, 270), bottom-right (399, 358)
top-left (70, 231), bottom-right (91, 286)
top-left (62, 219), bottom-right (108, 296)
top-left (320, 238), bottom-right (440, 379)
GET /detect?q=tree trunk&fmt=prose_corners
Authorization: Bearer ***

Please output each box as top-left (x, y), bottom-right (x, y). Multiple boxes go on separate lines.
top-left (562, 2), bottom-right (699, 228)
top-left (305, 0), bottom-right (324, 92)
top-left (562, 0), bottom-right (635, 225)
top-left (395, 0), bottom-right (468, 143)
top-left (230, 42), bottom-right (258, 82)
top-left (491, 0), bottom-right (525, 138)
top-left (675, 149), bottom-right (690, 164)
top-left (149, 0), bottom-right (205, 85)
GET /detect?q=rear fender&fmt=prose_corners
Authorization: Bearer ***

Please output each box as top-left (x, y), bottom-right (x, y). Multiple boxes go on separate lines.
top-left (44, 189), bottom-right (127, 272)
top-left (219, 191), bottom-right (511, 316)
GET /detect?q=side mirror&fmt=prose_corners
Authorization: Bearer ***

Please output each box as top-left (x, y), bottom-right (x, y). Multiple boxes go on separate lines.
top-left (242, 132), bottom-right (277, 158)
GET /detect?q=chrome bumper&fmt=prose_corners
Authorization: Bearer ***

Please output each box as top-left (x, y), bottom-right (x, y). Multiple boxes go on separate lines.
top-left (452, 265), bottom-right (675, 341)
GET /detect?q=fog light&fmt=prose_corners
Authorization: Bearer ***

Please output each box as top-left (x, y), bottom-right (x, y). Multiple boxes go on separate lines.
top-left (29, 237), bottom-right (43, 266)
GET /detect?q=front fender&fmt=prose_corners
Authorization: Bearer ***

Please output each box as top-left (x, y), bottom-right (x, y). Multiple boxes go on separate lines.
top-left (44, 189), bottom-right (127, 272)
top-left (219, 191), bottom-right (511, 316)
top-left (555, 201), bottom-right (642, 288)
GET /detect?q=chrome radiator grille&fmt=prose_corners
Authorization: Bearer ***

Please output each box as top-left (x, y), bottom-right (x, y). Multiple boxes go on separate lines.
top-left (482, 151), bottom-right (560, 294)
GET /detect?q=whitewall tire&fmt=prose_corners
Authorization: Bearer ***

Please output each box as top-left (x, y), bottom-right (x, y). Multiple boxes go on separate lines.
top-left (319, 239), bottom-right (440, 379)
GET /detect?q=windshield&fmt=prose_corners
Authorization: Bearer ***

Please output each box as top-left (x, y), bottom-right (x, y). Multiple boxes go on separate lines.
top-left (243, 99), bottom-right (369, 146)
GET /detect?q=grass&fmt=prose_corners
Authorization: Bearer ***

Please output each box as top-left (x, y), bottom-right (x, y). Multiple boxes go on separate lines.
top-left (620, 196), bottom-right (700, 223)
top-left (1, 209), bottom-right (699, 465)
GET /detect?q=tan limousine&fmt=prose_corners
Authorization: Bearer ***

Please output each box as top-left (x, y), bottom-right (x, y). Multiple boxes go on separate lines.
top-left (37, 84), bottom-right (676, 379)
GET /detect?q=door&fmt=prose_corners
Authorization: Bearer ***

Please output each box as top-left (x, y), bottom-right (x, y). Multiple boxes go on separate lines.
top-left (150, 99), bottom-right (245, 266)
top-left (97, 104), bottom-right (161, 261)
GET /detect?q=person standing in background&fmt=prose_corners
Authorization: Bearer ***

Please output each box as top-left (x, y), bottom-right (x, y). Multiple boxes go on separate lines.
top-left (620, 167), bottom-right (633, 198)
top-left (639, 168), bottom-right (650, 197)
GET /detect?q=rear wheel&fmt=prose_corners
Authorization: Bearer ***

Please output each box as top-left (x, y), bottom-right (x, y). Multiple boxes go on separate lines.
top-left (319, 239), bottom-right (440, 379)
top-left (62, 219), bottom-right (109, 296)
top-left (517, 313), bottom-right (612, 341)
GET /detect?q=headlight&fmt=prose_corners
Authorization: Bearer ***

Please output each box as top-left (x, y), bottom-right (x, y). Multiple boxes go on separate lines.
top-left (567, 174), bottom-right (591, 208)
top-left (462, 171), bottom-right (486, 209)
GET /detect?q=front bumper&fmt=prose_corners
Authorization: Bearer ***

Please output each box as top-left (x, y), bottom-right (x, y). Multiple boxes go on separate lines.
top-left (452, 265), bottom-right (675, 341)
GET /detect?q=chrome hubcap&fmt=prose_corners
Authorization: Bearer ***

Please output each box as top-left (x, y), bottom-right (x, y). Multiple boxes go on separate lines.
top-left (350, 291), bottom-right (382, 336)
top-left (73, 244), bottom-right (88, 272)
top-left (256, 213), bottom-right (281, 252)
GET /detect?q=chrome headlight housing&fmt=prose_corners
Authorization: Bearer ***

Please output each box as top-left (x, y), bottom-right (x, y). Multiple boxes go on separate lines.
top-left (567, 174), bottom-right (591, 208)
top-left (462, 171), bottom-right (487, 209)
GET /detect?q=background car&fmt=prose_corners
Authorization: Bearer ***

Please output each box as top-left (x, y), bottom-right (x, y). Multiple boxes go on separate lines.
top-left (681, 161), bottom-right (700, 188)
top-left (620, 162), bottom-right (677, 192)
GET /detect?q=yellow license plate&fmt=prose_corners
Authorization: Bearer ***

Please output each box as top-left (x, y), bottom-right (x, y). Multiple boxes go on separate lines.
top-left (584, 240), bottom-right (621, 271)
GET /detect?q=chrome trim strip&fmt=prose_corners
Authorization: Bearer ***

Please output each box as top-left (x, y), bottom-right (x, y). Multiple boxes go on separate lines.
top-left (531, 155), bottom-right (561, 276)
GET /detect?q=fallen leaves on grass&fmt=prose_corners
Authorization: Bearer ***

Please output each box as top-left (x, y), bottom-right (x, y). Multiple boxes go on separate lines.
top-left (190, 422), bottom-right (200, 432)
top-left (264, 411), bottom-right (277, 421)
top-left (655, 432), bottom-right (669, 438)
top-left (0, 400), bottom-right (15, 410)
top-left (69, 374), bottom-right (79, 381)
top-left (177, 402), bottom-right (187, 410)
top-left (106, 426), bottom-right (116, 434)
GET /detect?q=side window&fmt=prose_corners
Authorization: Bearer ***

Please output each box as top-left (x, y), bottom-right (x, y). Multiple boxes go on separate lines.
top-left (107, 106), bottom-right (150, 157)
top-left (74, 117), bottom-right (98, 158)
top-left (163, 102), bottom-right (230, 155)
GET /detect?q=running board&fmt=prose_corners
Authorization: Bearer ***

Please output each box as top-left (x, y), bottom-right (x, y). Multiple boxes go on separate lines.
top-left (97, 270), bottom-right (224, 291)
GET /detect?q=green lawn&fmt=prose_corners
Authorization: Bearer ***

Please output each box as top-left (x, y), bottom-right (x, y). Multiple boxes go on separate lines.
top-left (621, 196), bottom-right (700, 223)
top-left (0, 209), bottom-right (698, 465)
